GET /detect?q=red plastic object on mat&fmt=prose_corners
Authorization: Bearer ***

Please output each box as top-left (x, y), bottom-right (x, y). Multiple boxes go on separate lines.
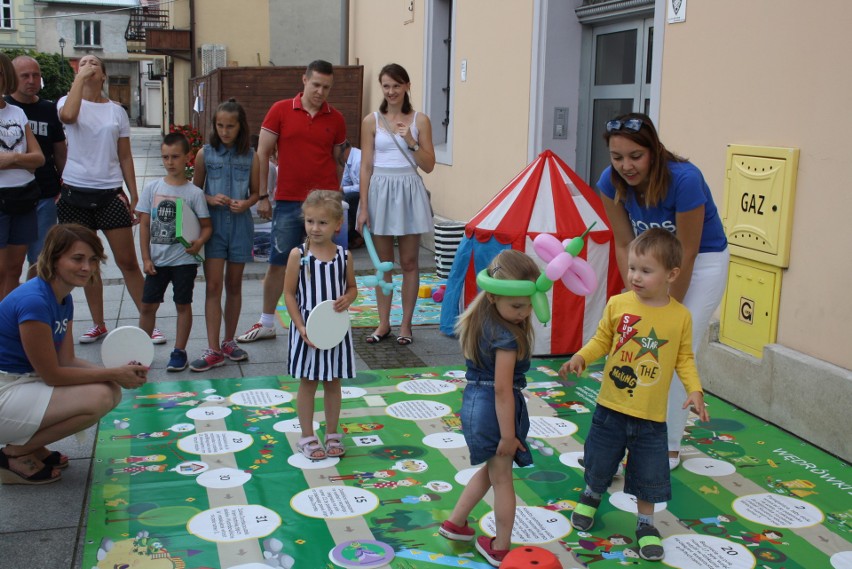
top-left (501, 546), bottom-right (562, 569)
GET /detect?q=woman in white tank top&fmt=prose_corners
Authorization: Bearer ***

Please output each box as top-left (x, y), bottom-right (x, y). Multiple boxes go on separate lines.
top-left (357, 64), bottom-right (435, 346)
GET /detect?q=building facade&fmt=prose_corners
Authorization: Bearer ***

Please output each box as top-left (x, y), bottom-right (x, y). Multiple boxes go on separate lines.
top-left (349, 0), bottom-right (852, 460)
top-left (34, 0), bottom-right (150, 123)
top-left (0, 0), bottom-right (37, 49)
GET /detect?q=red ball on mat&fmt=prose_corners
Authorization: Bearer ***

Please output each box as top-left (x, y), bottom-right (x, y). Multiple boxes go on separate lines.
top-left (501, 546), bottom-right (562, 569)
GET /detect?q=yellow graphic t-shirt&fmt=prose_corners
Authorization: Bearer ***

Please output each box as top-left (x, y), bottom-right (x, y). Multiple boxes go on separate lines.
top-left (576, 292), bottom-right (703, 422)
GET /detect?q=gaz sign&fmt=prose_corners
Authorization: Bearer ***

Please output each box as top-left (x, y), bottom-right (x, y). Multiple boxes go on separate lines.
top-left (739, 297), bottom-right (754, 325)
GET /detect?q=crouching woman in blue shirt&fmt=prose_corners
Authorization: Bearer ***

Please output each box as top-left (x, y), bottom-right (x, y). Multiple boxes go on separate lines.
top-left (0, 224), bottom-right (148, 485)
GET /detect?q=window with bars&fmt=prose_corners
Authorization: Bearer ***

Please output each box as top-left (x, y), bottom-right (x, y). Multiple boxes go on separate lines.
top-left (76, 20), bottom-right (101, 47)
top-left (1, 0), bottom-right (12, 29)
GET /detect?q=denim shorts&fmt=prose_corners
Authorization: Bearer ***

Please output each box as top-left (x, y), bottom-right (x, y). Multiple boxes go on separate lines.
top-left (269, 200), bottom-right (305, 266)
top-left (460, 381), bottom-right (533, 467)
top-left (142, 264), bottom-right (198, 305)
top-left (583, 405), bottom-right (671, 503)
top-left (205, 209), bottom-right (253, 263)
top-left (26, 197), bottom-right (58, 264)
top-left (0, 207), bottom-right (38, 247)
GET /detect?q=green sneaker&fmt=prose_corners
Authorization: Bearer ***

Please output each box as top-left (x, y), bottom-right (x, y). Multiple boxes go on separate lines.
top-left (571, 493), bottom-right (601, 531)
top-left (637, 525), bottom-right (665, 561)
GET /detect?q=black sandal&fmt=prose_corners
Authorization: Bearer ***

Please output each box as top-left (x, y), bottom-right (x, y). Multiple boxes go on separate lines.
top-left (366, 330), bottom-right (392, 344)
top-left (42, 450), bottom-right (70, 470)
top-left (0, 449), bottom-right (61, 485)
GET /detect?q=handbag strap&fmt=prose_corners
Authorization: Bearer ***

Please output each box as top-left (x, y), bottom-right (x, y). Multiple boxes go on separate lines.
top-left (377, 112), bottom-right (420, 174)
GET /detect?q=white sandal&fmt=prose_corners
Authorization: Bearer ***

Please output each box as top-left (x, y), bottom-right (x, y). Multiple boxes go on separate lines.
top-left (296, 436), bottom-right (326, 461)
top-left (325, 433), bottom-right (346, 457)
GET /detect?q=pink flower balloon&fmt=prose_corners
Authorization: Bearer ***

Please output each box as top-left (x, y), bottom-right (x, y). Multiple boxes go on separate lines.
top-left (533, 233), bottom-right (598, 297)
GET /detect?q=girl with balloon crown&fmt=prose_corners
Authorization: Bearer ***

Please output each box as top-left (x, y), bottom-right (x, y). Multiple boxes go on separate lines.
top-left (438, 248), bottom-right (550, 566)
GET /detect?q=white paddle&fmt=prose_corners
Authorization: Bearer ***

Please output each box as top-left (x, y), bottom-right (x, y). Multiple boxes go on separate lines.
top-left (101, 326), bottom-right (155, 368)
top-left (304, 300), bottom-right (350, 350)
top-left (175, 198), bottom-right (204, 262)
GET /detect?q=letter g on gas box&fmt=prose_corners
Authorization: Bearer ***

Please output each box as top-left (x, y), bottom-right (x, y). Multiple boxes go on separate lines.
top-left (720, 145), bottom-right (799, 357)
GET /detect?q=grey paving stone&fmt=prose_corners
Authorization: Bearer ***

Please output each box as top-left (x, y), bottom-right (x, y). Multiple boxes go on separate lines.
top-left (0, 527), bottom-right (78, 569)
top-left (0, 459), bottom-right (92, 533)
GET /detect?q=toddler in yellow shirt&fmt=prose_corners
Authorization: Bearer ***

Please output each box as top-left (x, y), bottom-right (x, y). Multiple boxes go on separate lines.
top-left (559, 228), bottom-right (709, 562)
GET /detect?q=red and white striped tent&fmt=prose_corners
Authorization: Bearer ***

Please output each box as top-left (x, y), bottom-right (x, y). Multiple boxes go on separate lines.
top-left (440, 150), bottom-right (623, 355)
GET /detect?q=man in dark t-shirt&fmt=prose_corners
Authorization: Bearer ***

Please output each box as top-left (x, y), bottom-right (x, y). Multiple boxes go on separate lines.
top-left (6, 55), bottom-right (67, 279)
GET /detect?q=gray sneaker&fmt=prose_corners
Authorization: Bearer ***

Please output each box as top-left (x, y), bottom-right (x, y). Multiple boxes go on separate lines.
top-left (222, 339), bottom-right (248, 361)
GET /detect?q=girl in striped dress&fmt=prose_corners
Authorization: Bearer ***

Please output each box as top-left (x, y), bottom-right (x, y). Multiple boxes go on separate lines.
top-left (284, 190), bottom-right (357, 460)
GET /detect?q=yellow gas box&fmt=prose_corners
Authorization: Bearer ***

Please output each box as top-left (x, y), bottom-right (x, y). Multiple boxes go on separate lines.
top-left (720, 145), bottom-right (798, 357)
top-left (723, 145), bottom-right (799, 267)
top-left (719, 257), bottom-right (782, 358)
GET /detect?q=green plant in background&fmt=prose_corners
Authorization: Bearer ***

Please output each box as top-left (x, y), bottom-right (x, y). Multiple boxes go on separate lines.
top-left (169, 124), bottom-right (203, 179)
top-left (1, 49), bottom-right (73, 102)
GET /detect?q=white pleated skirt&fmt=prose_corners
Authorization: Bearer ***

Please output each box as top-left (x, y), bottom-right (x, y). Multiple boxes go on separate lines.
top-left (367, 167), bottom-right (433, 236)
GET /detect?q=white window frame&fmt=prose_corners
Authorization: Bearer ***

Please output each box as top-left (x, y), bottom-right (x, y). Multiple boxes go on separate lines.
top-left (0, 0), bottom-right (12, 30)
top-left (75, 20), bottom-right (101, 47)
top-left (423, 0), bottom-right (455, 165)
top-left (576, 9), bottom-right (658, 184)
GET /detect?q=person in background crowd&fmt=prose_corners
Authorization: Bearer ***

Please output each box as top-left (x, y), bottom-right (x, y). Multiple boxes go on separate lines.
top-left (357, 63), bottom-right (435, 346)
top-left (237, 60), bottom-right (346, 344)
top-left (339, 140), bottom-right (363, 248)
top-left (5, 56), bottom-right (67, 282)
top-left (57, 55), bottom-right (152, 345)
top-left (0, 52), bottom-right (45, 299)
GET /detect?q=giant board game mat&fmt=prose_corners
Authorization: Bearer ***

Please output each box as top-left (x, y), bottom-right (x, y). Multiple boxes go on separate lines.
top-left (276, 273), bottom-right (444, 329)
top-left (83, 360), bottom-right (852, 569)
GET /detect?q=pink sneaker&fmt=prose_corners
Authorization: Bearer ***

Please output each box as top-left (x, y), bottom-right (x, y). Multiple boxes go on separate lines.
top-left (151, 328), bottom-right (167, 345)
top-left (439, 519), bottom-right (475, 542)
top-left (79, 324), bottom-right (108, 344)
top-left (475, 536), bottom-right (510, 567)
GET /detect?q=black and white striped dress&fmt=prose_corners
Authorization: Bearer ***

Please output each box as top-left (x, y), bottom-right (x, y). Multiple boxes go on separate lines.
top-left (288, 244), bottom-right (355, 381)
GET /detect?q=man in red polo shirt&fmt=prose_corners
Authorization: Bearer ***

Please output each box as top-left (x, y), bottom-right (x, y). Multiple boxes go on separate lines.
top-left (238, 60), bottom-right (346, 342)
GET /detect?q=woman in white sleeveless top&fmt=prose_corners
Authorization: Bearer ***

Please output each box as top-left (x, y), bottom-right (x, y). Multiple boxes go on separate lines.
top-left (357, 63), bottom-right (435, 346)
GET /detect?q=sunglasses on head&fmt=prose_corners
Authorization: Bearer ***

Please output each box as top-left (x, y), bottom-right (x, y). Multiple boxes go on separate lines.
top-left (606, 118), bottom-right (643, 133)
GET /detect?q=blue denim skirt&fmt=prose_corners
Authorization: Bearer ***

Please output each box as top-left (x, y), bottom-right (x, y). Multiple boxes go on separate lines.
top-left (460, 381), bottom-right (533, 467)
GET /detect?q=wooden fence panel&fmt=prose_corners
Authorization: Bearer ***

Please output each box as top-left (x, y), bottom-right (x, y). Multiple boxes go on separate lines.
top-left (188, 66), bottom-right (364, 148)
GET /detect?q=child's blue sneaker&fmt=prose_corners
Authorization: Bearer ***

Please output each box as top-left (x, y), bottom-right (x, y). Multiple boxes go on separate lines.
top-left (166, 349), bottom-right (188, 372)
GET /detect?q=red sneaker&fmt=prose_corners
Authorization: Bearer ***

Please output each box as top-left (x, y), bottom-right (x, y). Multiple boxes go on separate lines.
top-left (79, 324), bottom-right (108, 344)
top-left (475, 536), bottom-right (510, 567)
top-left (438, 519), bottom-right (475, 542)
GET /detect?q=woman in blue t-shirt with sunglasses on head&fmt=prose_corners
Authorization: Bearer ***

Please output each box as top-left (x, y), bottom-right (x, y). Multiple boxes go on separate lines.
top-left (597, 112), bottom-right (729, 470)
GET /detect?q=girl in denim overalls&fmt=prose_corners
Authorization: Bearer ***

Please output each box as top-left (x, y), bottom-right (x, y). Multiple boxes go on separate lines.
top-left (189, 99), bottom-right (259, 371)
top-left (439, 249), bottom-right (540, 567)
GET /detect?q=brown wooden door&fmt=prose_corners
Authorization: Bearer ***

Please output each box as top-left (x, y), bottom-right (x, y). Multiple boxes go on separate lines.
top-left (109, 76), bottom-right (131, 114)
